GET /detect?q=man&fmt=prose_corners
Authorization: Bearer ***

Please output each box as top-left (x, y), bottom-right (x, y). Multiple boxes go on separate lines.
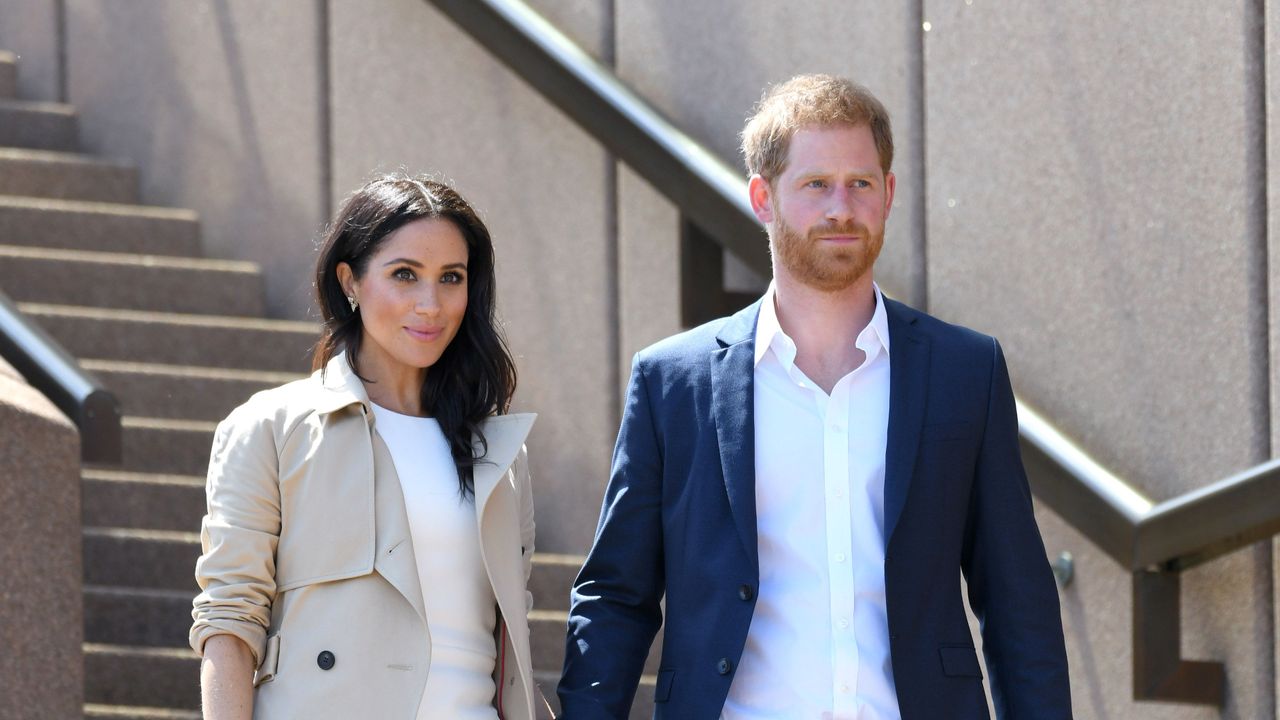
top-left (558, 74), bottom-right (1071, 719)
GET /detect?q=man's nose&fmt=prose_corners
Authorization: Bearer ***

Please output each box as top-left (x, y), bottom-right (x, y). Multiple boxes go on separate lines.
top-left (825, 186), bottom-right (856, 222)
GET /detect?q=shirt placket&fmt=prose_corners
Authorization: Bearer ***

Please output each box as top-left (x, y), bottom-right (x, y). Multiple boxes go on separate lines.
top-left (822, 380), bottom-right (857, 718)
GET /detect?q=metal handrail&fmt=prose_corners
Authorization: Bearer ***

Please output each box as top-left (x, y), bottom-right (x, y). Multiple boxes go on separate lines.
top-left (424, 0), bottom-right (769, 279)
top-left (0, 290), bottom-right (121, 463)
top-left (426, 0), bottom-right (1278, 705)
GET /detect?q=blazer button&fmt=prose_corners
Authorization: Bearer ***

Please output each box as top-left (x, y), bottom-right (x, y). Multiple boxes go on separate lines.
top-left (317, 650), bottom-right (336, 671)
top-left (737, 584), bottom-right (754, 601)
top-left (716, 658), bottom-right (733, 675)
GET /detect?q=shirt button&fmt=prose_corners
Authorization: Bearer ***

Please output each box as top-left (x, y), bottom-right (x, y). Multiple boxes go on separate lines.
top-left (833, 488), bottom-right (845, 499)
top-left (840, 684), bottom-right (851, 693)
top-left (838, 618), bottom-right (849, 629)
top-left (834, 553), bottom-right (846, 563)
top-left (317, 650), bottom-right (336, 671)
top-left (737, 584), bottom-right (754, 601)
top-left (716, 658), bottom-right (733, 675)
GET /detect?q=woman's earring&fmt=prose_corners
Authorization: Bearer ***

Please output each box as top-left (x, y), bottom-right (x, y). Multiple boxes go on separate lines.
top-left (347, 295), bottom-right (359, 311)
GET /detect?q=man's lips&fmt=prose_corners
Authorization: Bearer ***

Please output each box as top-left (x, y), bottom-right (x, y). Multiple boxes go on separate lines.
top-left (814, 234), bottom-right (861, 243)
top-left (404, 326), bottom-right (444, 341)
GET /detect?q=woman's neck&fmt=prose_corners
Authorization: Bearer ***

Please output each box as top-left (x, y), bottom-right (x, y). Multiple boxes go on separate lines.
top-left (353, 344), bottom-right (428, 416)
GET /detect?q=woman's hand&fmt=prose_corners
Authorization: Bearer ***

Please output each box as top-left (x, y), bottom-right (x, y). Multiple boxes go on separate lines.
top-left (201, 634), bottom-right (256, 720)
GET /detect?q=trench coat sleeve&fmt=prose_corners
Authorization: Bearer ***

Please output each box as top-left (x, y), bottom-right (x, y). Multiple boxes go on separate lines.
top-left (516, 445), bottom-right (536, 613)
top-left (189, 400), bottom-right (283, 667)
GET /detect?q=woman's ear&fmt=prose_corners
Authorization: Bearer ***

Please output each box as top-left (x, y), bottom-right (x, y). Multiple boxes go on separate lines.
top-left (336, 262), bottom-right (356, 299)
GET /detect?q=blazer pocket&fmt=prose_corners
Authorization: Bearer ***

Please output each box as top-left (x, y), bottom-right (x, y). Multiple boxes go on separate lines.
top-left (654, 668), bottom-right (676, 703)
top-left (253, 633), bottom-right (281, 687)
top-left (938, 644), bottom-right (982, 678)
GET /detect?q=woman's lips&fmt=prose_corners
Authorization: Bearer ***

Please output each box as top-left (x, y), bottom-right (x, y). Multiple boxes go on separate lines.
top-left (404, 326), bottom-right (444, 342)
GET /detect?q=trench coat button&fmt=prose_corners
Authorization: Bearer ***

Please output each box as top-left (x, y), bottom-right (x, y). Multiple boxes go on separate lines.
top-left (716, 658), bottom-right (733, 675)
top-left (737, 584), bottom-right (754, 601)
top-left (317, 650), bottom-right (336, 671)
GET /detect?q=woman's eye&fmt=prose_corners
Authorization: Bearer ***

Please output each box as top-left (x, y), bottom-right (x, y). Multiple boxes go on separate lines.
top-left (442, 271), bottom-right (465, 284)
top-left (393, 268), bottom-right (416, 281)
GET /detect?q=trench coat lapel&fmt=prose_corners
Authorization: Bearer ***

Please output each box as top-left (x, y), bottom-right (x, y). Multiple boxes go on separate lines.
top-left (371, 428), bottom-right (427, 622)
top-left (711, 301), bottom-right (763, 570)
top-left (882, 299), bottom-right (930, 545)
top-left (472, 413), bottom-right (537, 519)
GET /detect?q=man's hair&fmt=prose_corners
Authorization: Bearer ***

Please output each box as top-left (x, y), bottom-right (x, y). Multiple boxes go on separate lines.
top-left (741, 74), bottom-right (894, 181)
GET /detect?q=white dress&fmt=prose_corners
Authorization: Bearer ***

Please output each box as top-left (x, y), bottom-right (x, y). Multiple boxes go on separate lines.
top-left (371, 402), bottom-right (499, 720)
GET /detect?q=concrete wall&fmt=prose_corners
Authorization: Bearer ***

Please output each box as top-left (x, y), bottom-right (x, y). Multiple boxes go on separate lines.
top-left (0, 357), bottom-right (83, 719)
top-left (924, 1), bottom-right (1272, 717)
top-left (61, 0), bottom-right (327, 319)
top-left (0, 0), bottom-right (59, 101)
top-left (2, 1), bottom-right (1279, 715)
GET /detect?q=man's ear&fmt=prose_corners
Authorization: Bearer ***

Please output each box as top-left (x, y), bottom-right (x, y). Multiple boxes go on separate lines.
top-left (883, 171), bottom-right (896, 219)
top-left (748, 174), bottom-right (774, 225)
top-left (336, 262), bottom-right (356, 299)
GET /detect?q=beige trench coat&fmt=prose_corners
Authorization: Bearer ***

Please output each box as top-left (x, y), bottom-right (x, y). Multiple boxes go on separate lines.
top-left (190, 352), bottom-right (540, 719)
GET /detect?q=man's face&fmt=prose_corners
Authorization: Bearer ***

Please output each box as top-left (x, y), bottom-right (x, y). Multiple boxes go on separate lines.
top-left (750, 124), bottom-right (895, 292)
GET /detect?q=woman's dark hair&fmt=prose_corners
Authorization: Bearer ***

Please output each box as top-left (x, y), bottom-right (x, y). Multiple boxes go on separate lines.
top-left (313, 174), bottom-right (517, 495)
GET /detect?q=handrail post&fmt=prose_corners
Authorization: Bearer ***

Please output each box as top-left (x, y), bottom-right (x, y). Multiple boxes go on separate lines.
top-left (1131, 569), bottom-right (1224, 705)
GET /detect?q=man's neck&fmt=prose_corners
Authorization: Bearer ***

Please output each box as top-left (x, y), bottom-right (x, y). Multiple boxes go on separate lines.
top-left (772, 271), bottom-right (877, 394)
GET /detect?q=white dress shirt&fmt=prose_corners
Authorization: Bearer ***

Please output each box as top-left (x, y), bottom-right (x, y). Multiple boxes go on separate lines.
top-left (371, 403), bottom-right (499, 720)
top-left (722, 283), bottom-right (900, 720)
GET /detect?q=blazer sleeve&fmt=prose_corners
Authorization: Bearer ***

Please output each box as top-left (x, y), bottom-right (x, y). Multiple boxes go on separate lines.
top-left (558, 355), bottom-right (666, 719)
top-left (961, 339), bottom-right (1072, 718)
top-left (189, 400), bottom-right (283, 667)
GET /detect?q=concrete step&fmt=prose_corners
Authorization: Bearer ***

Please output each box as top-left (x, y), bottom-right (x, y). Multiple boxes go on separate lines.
top-left (83, 526), bottom-right (200, 592)
top-left (534, 670), bottom-right (657, 720)
top-left (0, 51), bottom-right (16, 99)
top-left (0, 147), bottom-right (137, 203)
top-left (120, 416), bottom-right (216, 476)
top-left (529, 552), bottom-right (578, 612)
top-left (84, 643), bottom-right (200, 711)
top-left (18, 303), bottom-right (317, 372)
top-left (80, 359), bottom-right (300, 422)
top-left (82, 469), bottom-right (204, 532)
top-left (0, 245), bottom-right (265, 316)
top-left (85, 585), bottom-right (192, 649)
top-left (0, 98), bottom-right (78, 151)
top-left (0, 196), bottom-right (201, 255)
top-left (85, 704), bottom-right (201, 720)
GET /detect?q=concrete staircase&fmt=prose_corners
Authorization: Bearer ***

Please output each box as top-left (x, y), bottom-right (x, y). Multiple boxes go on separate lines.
top-left (0, 50), bottom-right (662, 719)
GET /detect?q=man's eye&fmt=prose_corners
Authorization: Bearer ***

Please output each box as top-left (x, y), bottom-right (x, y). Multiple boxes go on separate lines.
top-left (806, 179), bottom-right (826, 189)
top-left (853, 179), bottom-right (872, 189)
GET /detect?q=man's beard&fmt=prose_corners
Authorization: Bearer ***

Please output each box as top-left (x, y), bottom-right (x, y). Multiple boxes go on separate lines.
top-left (770, 215), bottom-right (884, 293)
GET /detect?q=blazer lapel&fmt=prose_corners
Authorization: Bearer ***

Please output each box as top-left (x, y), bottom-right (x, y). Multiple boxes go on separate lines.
top-left (883, 299), bottom-right (930, 545)
top-left (711, 301), bottom-right (763, 569)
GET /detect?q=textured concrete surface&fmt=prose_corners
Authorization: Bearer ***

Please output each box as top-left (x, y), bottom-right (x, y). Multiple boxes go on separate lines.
top-left (0, 365), bottom-right (83, 720)
top-left (330, 0), bottom-right (613, 554)
top-left (617, 164), bottom-right (681, 383)
top-left (923, 1), bottom-right (1271, 717)
top-left (63, 0), bottom-right (326, 319)
top-left (616, 1), bottom-right (924, 305)
top-left (0, 0), bottom-right (59, 100)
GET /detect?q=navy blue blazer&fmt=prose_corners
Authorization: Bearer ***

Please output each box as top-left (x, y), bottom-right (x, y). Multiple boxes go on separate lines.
top-left (558, 297), bottom-right (1071, 719)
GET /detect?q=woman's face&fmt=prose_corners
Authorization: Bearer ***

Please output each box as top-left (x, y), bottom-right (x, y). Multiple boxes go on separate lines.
top-left (339, 217), bottom-right (470, 376)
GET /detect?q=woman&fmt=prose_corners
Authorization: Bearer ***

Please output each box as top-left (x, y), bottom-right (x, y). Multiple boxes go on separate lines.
top-left (190, 175), bottom-right (549, 719)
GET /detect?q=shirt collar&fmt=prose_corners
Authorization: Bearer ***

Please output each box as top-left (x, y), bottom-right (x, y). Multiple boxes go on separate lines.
top-left (753, 281), bottom-right (891, 369)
